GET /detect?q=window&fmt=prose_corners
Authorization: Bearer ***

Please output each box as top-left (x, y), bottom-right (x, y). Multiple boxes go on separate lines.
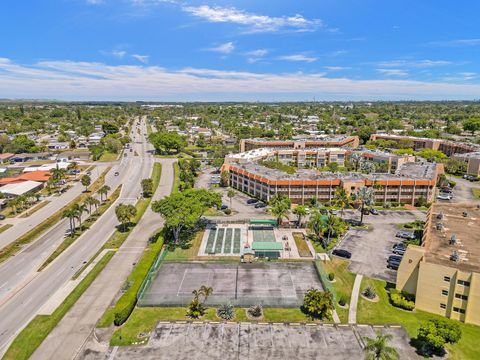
top-left (455, 294), bottom-right (468, 301)
top-left (453, 307), bottom-right (466, 314)
top-left (440, 303), bottom-right (446, 309)
top-left (457, 280), bottom-right (471, 287)
top-left (444, 276), bottom-right (451, 282)
top-left (441, 290), bottom-right (449, 296)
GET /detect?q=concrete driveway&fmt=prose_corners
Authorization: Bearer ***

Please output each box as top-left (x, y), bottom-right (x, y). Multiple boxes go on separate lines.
top-left (335, 211), bottom-right (426, 283)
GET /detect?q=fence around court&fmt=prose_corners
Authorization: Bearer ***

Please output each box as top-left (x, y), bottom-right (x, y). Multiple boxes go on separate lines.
top-left (137, 247), bottom-right (169, 302)
top-left (314, 260), bottom-right (337, 303)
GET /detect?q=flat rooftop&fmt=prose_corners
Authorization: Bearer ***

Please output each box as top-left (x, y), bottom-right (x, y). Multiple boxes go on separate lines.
top-left (246, 135), bottom-right (357, 143)
top-left (453, 151), bottom-right (480, 159)
top-left (424, 203), bottom-right (480, 273)
top-left (234, 161), bottom-right (436, 181)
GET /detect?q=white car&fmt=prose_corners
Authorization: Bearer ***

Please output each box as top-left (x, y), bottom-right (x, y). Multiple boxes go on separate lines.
top-left (437, 193), bottom-right (452, 200)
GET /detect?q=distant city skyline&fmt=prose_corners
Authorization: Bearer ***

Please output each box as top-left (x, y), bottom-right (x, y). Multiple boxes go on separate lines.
top-left (1, 0), bottom-right (480, 100)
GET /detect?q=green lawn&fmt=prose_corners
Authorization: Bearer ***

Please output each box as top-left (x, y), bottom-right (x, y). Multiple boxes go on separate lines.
top-left (292, 232), bottom-right (312, 257)
top-left (3, 251), bottom-right (115, 360)
top-left (172, 161), bottom-right (180, 193)
top-left (0, 223), bottom-right (13, 234)
top-left (472, 188), bottom-right (480, 199)
top-left (321, 258), bottom-right (356, 323)
top-left (110, 306), bottom-right (330, 346)
top-left (357, 277), bottom-right (480, 360)
top-left (98, 152), bottom-right (119, 162)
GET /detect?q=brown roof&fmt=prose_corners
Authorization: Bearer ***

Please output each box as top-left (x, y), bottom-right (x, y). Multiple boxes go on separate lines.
top-left (0, 153), bottom-right (14, 160)
top-left (0, 171), bottom-right (51, 185)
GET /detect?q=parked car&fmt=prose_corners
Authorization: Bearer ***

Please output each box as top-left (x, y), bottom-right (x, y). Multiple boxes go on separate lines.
top-left (0, 215), bottom-right (5, 220)
top-left (65, 229), bottom-right (73, 237)
top-left (396, 231), bottom-right (415, 240)
top-left (440, 187), bottom-right (452, 194)
top-left (388, 255), bottom-right (403, 262)
top-left (361, 208), bottom-right (370, 215)
top-left (254, 202), bottom-right (266, 208)
top-left (437, 193), bottom-right (452, 200)
top-left (393, 247), bottom-right (406, 255)
top-left (392, 242), bottom-right (406, 251)
top-left (247, 199), bottom-right (258, 204)
top-left (332, 249), bottom-right (352, 259)
top-left (346, 219), bottom-right (362, 226)
top-left (387, 262), bottom-right (400, 270)
top-left (220, 205), bottom-right (228, 210)
top-left (370, 208), bottom-right (379, 215)
top-left (114, 171), bottom-right (119, 176)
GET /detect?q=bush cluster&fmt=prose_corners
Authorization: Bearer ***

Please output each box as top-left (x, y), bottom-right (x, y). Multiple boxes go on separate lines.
top-left (389, 289), bottom-right (415, 311)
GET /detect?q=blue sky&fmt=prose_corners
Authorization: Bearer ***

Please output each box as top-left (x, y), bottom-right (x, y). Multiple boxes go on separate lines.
top-left (1, 0), bottom-right (480, 101)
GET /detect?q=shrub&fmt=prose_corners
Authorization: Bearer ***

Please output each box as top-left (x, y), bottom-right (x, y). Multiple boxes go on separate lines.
top-left (338, 294), bottom-right (348, 307)
top-left (247, 304), bottom-right (263, 318)
top-left (328, 272), bottom-right (335, 281)
top-left (302, 288), bottom-right (334, 320)
top-left (389, 289), bottom-right (415, 310)
top-left (363, 286), bottom-right (376, 299)
top-left (223, 208), bottom-right (232, 215)
top-left (217, 303), bottom-right (235, 320)
top-left (417, 319), bottom-right (461, 354)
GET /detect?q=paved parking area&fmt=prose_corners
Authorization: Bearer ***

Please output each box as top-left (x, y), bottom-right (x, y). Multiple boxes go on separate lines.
top-left (336, 211), bottom-right (425, 283)
top-left (447, 176), bottom-right (480, 203)
top-left (102, 322), bottom-right (419, 360)
top-left (138, 262), bottom-right (322, 307)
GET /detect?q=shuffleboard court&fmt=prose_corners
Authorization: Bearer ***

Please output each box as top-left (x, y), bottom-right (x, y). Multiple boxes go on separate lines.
top-left (138, 262), bottom-right (323, 307)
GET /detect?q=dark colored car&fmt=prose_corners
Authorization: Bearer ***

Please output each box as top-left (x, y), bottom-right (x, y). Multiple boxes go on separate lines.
top-left (362, 208), bottom-right (370, 215)
top-left (254, 202), bottom-right (266, 208)
top-left (388, 255), bottom-right (403, 262)
top-left (0, 215), bottom-right (5, 220)
top-left (370, 208), bottom-right (379, 215)
top-left (346, 219), bottom-right (362, 226)
top-left (220, 205), bottom-right (228, 210)
top-left (441, 187), bottom-right (452, 194)
top-left (247, 199), bottom-right (258, 204)
top-left (387, 262), bottom-right (400, 270)
top-left (392, 242), bottom-right (406, 251)
top-left (114, 171), bottom-right (119, 176)
top-left (332, 249), bottom-right (352, 259)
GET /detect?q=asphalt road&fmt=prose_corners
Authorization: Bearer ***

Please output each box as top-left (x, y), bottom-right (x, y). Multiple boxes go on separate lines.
top-left (0, 117), bottom-right (153, 355)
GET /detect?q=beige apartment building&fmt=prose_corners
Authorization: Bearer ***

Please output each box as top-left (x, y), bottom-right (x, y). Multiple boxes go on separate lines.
top-left (396, 203), bottom-right (480, 325)
top-left (452, 152), bottom-right (480, 177)
top-left (239, 136), bottom-right (360, 152)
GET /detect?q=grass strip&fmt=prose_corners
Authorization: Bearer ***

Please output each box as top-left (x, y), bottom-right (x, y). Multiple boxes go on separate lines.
top-left (3, 250), bottom-right (115, 360)
top-left (37, 186), bottom-right (121, 271)
top-left (0, 167), bottom-right (110, 264)
top-left (98, 152), bottom-right (119, 162)
top-left (18, 201), bottom-right (51, 218)
top-left (292, 232), bottom-right (312, 257)
top-left (0, 224), bottom-right (13, 234)
top-left (172, 161), bottom-right (180, 193)
top-left (472, 188), bottom-right (480, 199)
top-left (73, 163), bottom-right (162, 280)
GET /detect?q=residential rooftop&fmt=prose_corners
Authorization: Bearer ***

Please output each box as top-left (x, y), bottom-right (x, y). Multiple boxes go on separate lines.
top-left (424, 203), bottom-right (480, 273)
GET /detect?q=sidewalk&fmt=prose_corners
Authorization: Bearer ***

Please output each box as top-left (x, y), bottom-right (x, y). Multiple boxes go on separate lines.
top-left (348, 274), bottom-right (363, 324)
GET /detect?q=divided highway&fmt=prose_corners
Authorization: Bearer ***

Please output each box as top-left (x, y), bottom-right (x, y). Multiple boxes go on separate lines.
top-left (0, 117), bottom-right (154, 355)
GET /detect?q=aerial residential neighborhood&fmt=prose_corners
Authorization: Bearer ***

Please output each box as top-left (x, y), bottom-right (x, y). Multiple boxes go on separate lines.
top-left (1, 1), bottom-right (480, 360)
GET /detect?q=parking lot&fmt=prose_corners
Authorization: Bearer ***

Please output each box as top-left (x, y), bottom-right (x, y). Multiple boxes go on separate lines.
top-left (138, 262), bottom-right (322, 307)
top-left (336, 211), bottom-right (425, 283)
top-left (101, 322), bottom-right (420, 360)
top-left (446, 176), bottom-right (480, 203)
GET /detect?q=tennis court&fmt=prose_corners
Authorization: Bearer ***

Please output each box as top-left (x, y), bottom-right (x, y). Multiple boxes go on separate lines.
top-left (138, 262), bottom-right (322, 307)
top-left (251, 227), bottom-right (276, 242)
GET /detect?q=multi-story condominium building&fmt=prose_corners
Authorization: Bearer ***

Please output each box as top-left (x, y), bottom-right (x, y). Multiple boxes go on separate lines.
top-left (452, 152), bottom-right (480, 177)
top-left (224, 161), bottom-right (439, 206)
top-left (225, 147), bottom-right (415, 173)
top-left (370, 134), bottom-right (479, 156)
top-left (239, 135), bottom-right (360, 152)
top-left (396, 203), bottom-right (480, 326)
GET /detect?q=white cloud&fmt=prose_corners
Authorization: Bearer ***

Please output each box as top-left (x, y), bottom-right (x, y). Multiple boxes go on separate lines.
top-left (86, 0), bottom-right (104, 4)
top-left (1, 58), bottom-right (480, 101)
top-left (278, 54), bottom-right (317, 63)
top-left (246, 49), bottom-right (269, 57)
top-left (132, 54), bottom-right (149, 63)
top-left (182, 5), bottom-right (323, 33)
top-left (110, 50), bottom-right (127, 58)
top-left (377, 69), bottom-right (409, 76)
top-left (325, 66), bottom-right (351, 71)
top-left (428, 39), bottom-right (480, 47)
top-left (377, 59), bottom-right (452, 68)
top-left (208, 42), bottom-right (235, 54)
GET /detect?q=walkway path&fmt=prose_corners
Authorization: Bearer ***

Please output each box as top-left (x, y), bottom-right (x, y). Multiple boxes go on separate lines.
top-left (348, 274), bottom-right (363, 324)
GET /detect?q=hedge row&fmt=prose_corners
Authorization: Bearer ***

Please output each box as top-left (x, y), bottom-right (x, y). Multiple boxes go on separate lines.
top-left (113, 235), bottom-right (164, 326)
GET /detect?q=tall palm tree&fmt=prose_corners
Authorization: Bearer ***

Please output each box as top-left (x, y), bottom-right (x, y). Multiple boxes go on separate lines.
top-left (364, 332), bottom-right (399, 360)
top-left (355, 187), bottom-right (375, 224)
top-left (292, 205), bottom-right (307, 228)
top-left (62, 208), bottom-right (77, 236)
top-left (72, 203), bottom-right (88, 230)
top-left (98, 185), bottom-right (111, 202)
top-left (268, 194), bottom-right (291, 227)
top-left (332, 187), bottom-right (351, 218)
top-left (227, 189), bottom-right (235, 209)
top-left (84, 196), bottom-right (99, 215)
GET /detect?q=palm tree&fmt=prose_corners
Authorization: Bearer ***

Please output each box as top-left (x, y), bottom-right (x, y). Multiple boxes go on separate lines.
top-left (332, 187), bottom-right (351, 218)
top-left (72, 203), bottom-right (88, 230)
top-left (62, 207), bottom-right (77, 236)
top-left (98, 185), bottom-right (111, 202)
top-left (84, 196), bottom-right (99, 215)
top-left (364, 332), bottom-right (399, 360)
top-left (355, 187), bottom-right (375, 224)
top-left (227, 189), bottom-right (235, 209)
top-left (268, 194), bottom-right (291, 227)
top-left (67, 161), bottom-right (79, 180)
top-left (199, 285), bottom-right (214, 303)
top-left (8, 197), bottom-right (20, 215)
top-left (292, 205), bottom-right (307, 228)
